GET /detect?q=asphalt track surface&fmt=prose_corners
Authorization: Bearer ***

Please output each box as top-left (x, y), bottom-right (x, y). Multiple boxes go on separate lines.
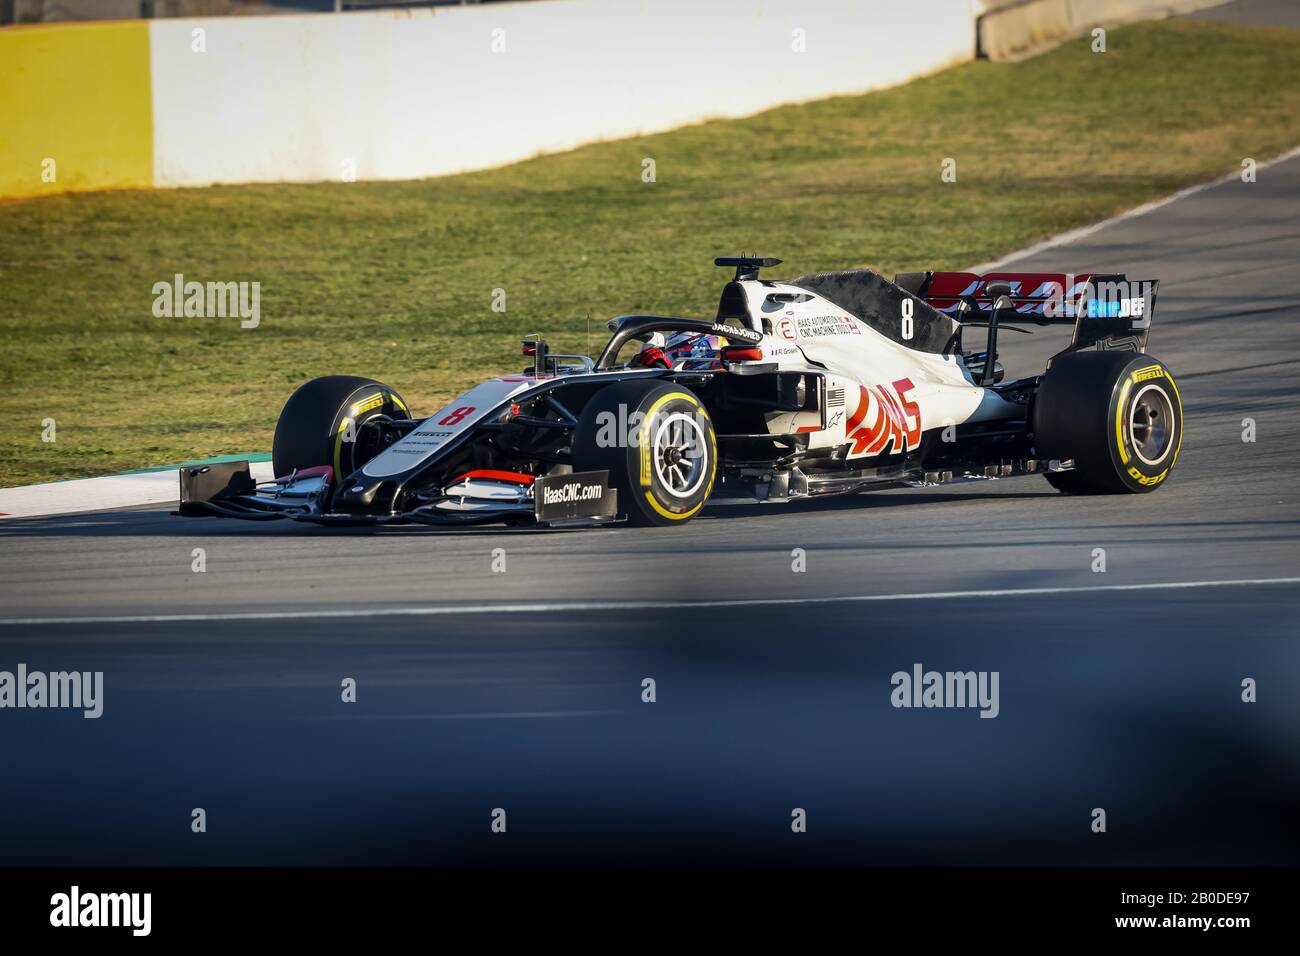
top-left (1189, 0), bottom-right (1300, 28)
top-left (3, 39), bottom-right (1299, 867)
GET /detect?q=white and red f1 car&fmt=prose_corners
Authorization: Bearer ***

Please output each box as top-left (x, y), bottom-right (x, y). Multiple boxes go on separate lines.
top-left (178, 256), bottom-right (1183, 527)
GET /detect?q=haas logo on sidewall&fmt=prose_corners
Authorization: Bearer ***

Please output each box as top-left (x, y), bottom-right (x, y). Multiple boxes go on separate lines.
top-left (845, 379), bottom-right (921, 457)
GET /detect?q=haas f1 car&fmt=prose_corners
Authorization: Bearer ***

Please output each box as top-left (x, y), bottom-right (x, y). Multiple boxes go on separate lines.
top-left (178, 256), bottom-right (1183, 528)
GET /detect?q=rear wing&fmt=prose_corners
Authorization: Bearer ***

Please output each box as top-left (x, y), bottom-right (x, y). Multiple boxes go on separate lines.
top-left (895, 271), bottom-right (1159, 354)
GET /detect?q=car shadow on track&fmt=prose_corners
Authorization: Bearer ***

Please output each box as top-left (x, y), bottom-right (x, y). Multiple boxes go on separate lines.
top-left (702, 487), bottom-right (1062, 520)
top-left (0, 486), bottom-right (1066, 539)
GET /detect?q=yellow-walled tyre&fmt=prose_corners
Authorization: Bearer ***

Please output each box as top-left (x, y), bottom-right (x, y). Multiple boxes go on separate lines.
top-left (1034, 351), bottom-right (1183, 494)
top-left (272, 376), bottom-right (410, 480)
top-left (573, 380), bottom-right (717, 527)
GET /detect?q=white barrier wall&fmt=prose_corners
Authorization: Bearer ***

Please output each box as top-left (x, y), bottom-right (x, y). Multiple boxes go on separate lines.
top-left (149, 0), bottom-right (977, 188)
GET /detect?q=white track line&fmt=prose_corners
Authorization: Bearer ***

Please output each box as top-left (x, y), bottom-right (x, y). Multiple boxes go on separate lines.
top-left (307, 710), bottom-right (617, 721)
top-left (1, 576), bottom-right (1297, 627)
top-left (967, 143), bottom-right (1300, 272)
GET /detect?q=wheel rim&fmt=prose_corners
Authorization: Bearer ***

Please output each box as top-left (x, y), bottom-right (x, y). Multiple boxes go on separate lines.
top-left (652, 412), bottom-right (708, 498)
top-left (1129, 384), bottom-right (1175, 465)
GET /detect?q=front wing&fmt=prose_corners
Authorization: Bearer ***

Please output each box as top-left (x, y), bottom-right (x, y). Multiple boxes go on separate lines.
top-left (176, 460), bottom-right (618, 528)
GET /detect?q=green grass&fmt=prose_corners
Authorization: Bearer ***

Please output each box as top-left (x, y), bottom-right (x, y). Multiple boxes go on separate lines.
top-left (2, 19), bottom-right (1300, 486)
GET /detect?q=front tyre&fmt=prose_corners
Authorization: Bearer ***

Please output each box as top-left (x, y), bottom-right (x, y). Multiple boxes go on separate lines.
top-left (272, 375), bottom-right (411, 479)
top-left (1033, 351), bottom-right (1183, 494)
top-left (572, 380), bottom-right (717, 527)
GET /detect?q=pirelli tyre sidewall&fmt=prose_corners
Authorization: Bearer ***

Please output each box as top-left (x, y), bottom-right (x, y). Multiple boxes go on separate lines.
top-left (272, 375), bottom-right (411, 479)
top-left (573, 380), bottom-right (718, 527)
top-left (1110, 358), bottom-right (1183, 491)
top-left (1034, 351), bottom-right (1183, 494)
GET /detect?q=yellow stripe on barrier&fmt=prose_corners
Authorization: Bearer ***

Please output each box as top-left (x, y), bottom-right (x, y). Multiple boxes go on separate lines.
top-left (0, 21), bottom-right (153, 199)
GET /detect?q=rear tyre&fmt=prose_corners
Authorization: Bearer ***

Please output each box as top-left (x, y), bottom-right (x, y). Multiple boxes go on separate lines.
top-left (1033, 351), bottom-right (1183, 494)
top-left (572, 380), bottom-right (717, 527)
top-left (272, 375), bottom-right (411, 479)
